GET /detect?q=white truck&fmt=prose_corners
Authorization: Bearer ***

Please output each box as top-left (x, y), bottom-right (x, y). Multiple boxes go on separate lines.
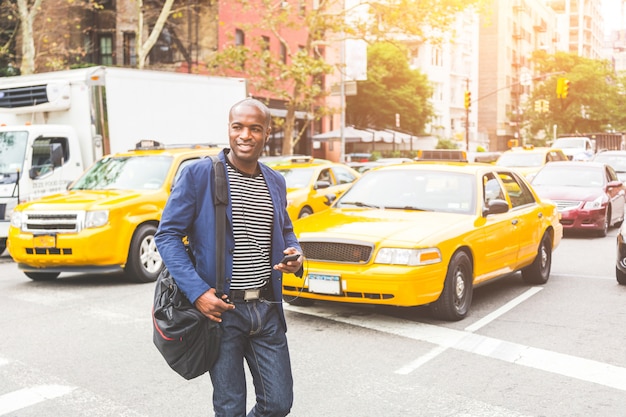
top-left (552, 136), bottom-right (596, 161)
top-left (0, 66), bottom-right (248, 254)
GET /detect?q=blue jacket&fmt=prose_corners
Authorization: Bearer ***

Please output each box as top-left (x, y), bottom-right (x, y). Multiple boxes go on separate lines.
top-left (154, 149), bottom-right (302, 331)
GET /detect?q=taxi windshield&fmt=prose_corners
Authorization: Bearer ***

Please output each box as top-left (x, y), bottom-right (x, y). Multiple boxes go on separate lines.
top-left (336, 169), bottom-right (476, 214)
top-left (276, 167), bottom-right (315, 189)
top-left (70, 155), bottom-right (172, 190)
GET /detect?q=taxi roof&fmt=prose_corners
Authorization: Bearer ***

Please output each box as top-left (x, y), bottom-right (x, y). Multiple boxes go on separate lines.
top-left (108, 140), bottom-right (222, 158)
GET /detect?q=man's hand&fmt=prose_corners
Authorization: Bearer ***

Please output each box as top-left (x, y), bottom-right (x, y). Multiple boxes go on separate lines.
top-left (194, 288), bottom-right (235, 322)
top-left (273, 248), bottom-right (303, 273)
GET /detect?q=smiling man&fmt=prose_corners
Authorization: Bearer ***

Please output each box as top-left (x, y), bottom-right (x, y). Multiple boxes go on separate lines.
top-left (155, 98), bottom-right (304, 416)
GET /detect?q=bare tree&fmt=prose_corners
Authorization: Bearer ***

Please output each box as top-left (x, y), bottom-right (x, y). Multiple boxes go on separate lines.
top-left (136, 0), bottom-right (176, 69)
top-left (16, 0), bottom-right (43, 74)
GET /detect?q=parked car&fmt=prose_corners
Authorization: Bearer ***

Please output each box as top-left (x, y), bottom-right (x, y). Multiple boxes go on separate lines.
top-left (591, 150), bottom-right (626, 182)
top-left (272, 160), bottom-right (360, 220)
top-left (283, 162), bottom-right (562, 321)
top-left (495, 146), bottom-right (569, 180)
top-left (530, 161), bottom-right (626, 237)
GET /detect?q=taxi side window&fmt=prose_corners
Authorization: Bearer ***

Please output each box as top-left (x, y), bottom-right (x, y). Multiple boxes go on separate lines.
top-left (332, 166), bottom-right (358, 184)
top-left (317, 169), bottom-right (333, 185)
top-left (498, 172), bottom-right (535, 208)
top-left (483, 173), bottom-right (505, 206)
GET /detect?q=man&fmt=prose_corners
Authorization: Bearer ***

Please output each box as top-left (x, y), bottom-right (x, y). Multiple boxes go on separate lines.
top-left (155, 98), bottom-right (303, 416)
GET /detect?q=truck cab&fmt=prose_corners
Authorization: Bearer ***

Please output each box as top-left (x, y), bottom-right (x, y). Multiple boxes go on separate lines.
top-left (8, 140), bottom-right (222, 282)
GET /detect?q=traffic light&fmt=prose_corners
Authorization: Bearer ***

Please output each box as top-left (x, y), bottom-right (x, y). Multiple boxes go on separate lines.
top-left (561, 79), bottom-right (570, 98)
top-left (556, 77), bottom-right (564, 97)
top-left (464, 90), bottom-right (471, 109)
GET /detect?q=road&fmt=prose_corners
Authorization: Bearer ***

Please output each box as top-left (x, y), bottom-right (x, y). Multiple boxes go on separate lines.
top-left (0, 229), bottom-right (625, 417)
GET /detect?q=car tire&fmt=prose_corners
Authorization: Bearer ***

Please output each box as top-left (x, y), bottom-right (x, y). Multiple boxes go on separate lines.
top-left (124, 224), bottom-right (163, 283)
top-left (598, 208), bottom-right (610, 237)
top-left (430, 250), bottom-right (473, 321)
top-left (617, 267), bottom-right (626, 285)
top-left (24, 271), bottom-right (60, 281)
top-left (298, 207), bottom-right (313, 218)
top-left (522, 232), bottom-right (552, 285)
top-left (0, 238), bottom-right (6, 255)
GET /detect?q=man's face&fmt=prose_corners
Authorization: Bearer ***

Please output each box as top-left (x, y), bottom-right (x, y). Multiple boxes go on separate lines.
top-left (228, 104), bottom-right (270, 165)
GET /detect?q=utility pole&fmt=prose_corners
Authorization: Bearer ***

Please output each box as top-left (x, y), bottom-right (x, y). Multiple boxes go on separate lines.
top-left (465, 78), bottom-right (470, 151)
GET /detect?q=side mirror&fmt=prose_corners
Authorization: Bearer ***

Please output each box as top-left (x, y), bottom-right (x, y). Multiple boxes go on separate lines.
top-left (483, 199), bottom-right (509, 216)
top-left (324, 194), bottom-right (337, 206)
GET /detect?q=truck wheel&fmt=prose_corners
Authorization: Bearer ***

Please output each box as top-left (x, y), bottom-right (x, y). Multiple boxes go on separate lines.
top-left (430, 251), bottom-right (473, 321)
top-left (125, 224), bottom-right (163, 283)
top-left (24, 271), bottom-right (60, 281)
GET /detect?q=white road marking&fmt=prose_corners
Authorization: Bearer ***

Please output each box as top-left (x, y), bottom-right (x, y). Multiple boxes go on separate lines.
top-left (285, 301), bottom-right (626, 391)
top-left (401, 287), bottom-right (543, 373)
top-left (464, 287), bottom-right (543, 332)
top-left (0, 385), bottom-right (76, 416)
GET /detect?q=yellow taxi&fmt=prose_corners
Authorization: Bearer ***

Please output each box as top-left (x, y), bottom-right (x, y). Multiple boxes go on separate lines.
top-left (271, 158), bottom-right (360, 219)
top-left (283, 162), bottom-right (563, 321)
top-left (8, 140), bottom-right (221, 283)
top-left (495, 145), bottom-right (568, 179)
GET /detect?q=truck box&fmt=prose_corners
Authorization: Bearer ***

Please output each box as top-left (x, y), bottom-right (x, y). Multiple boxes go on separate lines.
top-left (0, 66), bottom-right (247, 254)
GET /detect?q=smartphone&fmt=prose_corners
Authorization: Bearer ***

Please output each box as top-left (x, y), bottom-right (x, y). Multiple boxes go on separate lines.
top-left (280, 253), bottom-right (300, 264)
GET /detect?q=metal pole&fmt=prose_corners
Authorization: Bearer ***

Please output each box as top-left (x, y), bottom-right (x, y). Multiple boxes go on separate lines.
top-left (340, 36), bottom-right (346, 163)
top-left (465, 78), bottom-right (470, 151)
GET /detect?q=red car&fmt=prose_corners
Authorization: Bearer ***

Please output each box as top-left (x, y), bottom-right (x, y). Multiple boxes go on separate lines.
top-left (530, 161), bottom-right (626, 236)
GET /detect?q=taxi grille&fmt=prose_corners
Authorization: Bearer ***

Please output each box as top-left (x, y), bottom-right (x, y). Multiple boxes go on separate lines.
top-left (22, 212), bottom-right (81, 233)
top-left (300, 241), bottom-right (373, 263)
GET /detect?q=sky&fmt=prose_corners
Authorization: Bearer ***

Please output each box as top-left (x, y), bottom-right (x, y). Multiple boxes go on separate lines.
top-left (602, 0), bottom-right (624, 32)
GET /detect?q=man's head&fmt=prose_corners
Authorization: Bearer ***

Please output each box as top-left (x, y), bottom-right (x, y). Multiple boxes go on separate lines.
top-left (228, 98), bottom-right (272, 173)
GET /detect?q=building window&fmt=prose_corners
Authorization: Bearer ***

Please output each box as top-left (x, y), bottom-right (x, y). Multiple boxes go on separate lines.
top-left (235, 29), bottom-right (245, 46)
top-left (280, 43), bottom-right (287, 64)
top-left (123, 32), bottom-right (136, 66)
top-left (431, 46), bottom-right (442, 67)
top-left (98, 35), bottom-right (113, 66)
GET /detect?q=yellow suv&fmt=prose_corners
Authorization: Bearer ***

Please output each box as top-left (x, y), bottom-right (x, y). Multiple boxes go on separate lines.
top-left (8, 140), bottom-right (221, 283)
top-left (271, 158), bottom-right (360, 220)
top-left (495, 145), bottom-right (568, 179)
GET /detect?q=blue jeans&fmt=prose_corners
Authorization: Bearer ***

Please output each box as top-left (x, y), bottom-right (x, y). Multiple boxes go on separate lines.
top-left (210, 299), bottom-right (293, 417)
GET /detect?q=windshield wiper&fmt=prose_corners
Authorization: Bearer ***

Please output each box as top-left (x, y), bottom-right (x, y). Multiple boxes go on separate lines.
top-left (384, 205), bottom-right (431, 211)
top-left (339, 201), bottom-right (381, 209)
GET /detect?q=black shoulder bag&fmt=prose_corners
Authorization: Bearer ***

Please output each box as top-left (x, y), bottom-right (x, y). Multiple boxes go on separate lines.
top-left (152, 155), bottom-right (228, 380)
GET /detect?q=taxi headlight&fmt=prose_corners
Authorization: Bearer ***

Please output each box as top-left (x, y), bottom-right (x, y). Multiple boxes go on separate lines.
top-left (375, 248), bottom-right (442, 266)
top-left (582, 196), bottom-right (603, 210)
top-left (10, 211), bottom-right (24, 228)
top-left (85, 210), bottom-right (109, 228)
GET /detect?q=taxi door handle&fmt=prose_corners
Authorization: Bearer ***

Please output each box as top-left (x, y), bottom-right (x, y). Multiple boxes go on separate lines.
top-left (511, 219), bottom-right (519, 225)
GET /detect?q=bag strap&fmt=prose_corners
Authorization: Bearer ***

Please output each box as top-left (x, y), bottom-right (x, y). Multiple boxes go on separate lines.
top-left (210, 155), bottom-right (227, 296)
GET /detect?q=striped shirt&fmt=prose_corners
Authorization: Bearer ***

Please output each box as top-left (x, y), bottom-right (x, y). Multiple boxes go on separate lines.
top-left (227, 161), bottom-right (274, 290)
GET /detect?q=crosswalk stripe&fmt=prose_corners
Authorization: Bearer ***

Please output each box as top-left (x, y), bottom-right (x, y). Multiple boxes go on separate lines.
top-left (0, 385), bottom-right (76, 416)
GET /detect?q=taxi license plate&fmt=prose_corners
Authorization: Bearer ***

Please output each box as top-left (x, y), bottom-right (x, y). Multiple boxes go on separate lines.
top-left (308, 273), bottom-right (341, 295)
top-left (33, 235), bottom-right (56, 248)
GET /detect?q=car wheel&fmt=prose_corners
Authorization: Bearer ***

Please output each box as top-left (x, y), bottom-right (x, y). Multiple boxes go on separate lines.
top-left (0, 238), bottom-right (6, 255)
top-left (430, 251), bottom-right (473, 321)
top-left (598, 209), bottom-right (610, 237)
top-left (124, 224), bottom-right (163, 283)
top-left (522, 232), bottom-right (552, 285)
top-left (24, 271), bottom-right (60, 281)
top-left (298, 207), bottom-right (313, 218)
top-left (617, 267), bottom-right (626, 285)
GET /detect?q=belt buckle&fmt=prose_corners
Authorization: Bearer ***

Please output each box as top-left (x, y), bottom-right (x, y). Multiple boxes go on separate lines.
top-left (244, 289), bottom-right (261, 301)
